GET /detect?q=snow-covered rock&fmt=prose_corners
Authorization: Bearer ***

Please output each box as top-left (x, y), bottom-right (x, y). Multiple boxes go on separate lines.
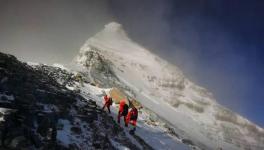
top-left (0, 52), bottom-right (149, 150)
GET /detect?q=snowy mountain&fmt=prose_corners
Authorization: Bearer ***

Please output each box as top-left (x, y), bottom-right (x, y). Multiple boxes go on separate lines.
top-left (1, 22), bottom-right (263, 150)
top-left (73, 22), bottom-right (264, 150)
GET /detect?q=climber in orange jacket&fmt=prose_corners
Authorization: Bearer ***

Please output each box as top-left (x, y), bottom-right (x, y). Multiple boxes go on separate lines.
top-left (117, 99), bottom-right (129, 125)
top-left (102, 95), bottom-right (113, 113)
top-left (126, 107), bottom-right (138, 134)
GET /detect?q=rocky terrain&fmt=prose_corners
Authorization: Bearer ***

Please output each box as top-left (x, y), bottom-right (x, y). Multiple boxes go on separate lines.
top-left (0, 52), bottom-right (152, 150)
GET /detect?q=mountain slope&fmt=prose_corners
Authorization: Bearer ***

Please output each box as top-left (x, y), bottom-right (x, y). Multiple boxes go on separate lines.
top-left (0, 52), bottom-right (151, 149)
top-left (73, 22), bottom-right (264, 150)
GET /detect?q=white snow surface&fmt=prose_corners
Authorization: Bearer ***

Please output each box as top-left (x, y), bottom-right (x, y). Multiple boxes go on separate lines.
top-left (0, 108), bottom-right (16, 121)
top-left (72, 22), bottom-right (264, 149)
top-left (26, 62), bottom-right (40, 66)
top-left (53, 63), bottom-right (70, 71)
top-left (57, 118), bottom-right (93, 149)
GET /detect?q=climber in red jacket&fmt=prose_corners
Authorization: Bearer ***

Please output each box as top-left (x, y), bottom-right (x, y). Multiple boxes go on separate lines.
top-left (126, 107), bottom-right (138, 134)
top-left (117, 99), bottom-right (129, 125)
top-left (102, 95), bottom-right (113, 113)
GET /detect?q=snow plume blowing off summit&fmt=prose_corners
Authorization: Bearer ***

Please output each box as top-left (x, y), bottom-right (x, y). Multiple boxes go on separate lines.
top-left (73, 22), bottom-right (264, 150)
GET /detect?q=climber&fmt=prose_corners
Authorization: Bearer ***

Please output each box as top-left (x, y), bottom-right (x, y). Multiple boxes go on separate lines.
top-left (126, 106), bottom-right (138, 134)
top-left (117, 99), bottom-right (129, 125)
top-left (102, 95), bottom-right (113, 113)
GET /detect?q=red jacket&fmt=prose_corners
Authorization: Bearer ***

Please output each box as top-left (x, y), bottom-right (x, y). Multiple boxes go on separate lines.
top-left (104, 95), bottom-right (111, 106)
top-left (126, 108), bottom-right (138, 126)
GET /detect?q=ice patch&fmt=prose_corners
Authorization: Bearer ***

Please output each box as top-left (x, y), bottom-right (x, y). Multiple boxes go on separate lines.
top-left (57, 119), bottom-right (72, 146)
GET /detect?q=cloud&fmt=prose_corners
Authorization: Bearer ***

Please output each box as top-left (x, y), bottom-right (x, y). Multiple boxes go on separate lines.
top-left (0, 0), bottom-right (114, 64)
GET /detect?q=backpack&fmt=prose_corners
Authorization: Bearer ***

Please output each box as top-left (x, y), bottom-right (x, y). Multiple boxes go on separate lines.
top-left (130, 108), bottom-right (138, 120)
top-left (104, 95), bottom-right (108, 102)
top-left (108, 97), bottom-right (113, 105)
top-left (122, 104), bottom-right (129, 116)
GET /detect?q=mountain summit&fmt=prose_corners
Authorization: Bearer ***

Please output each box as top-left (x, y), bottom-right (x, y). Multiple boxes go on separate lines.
top-left (77, 21), bottom-right (149, 58)
top-left (96, 22), bottom-right (130, 41)
top-left (73, 22), bottom-right (264, 150)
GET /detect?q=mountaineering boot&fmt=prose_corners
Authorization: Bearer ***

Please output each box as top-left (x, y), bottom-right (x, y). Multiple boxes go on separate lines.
top-left (129, 129), bottom-right (135, 135)
top-left (129, 127), bottom-right (136, 135)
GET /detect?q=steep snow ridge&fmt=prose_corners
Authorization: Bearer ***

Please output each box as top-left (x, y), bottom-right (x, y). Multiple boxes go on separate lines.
top-left (74, 22), bottom-right (264, 149)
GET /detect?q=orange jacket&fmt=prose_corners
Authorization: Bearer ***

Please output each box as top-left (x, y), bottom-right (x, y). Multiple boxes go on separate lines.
top-left (119, 99), bottom-right (126, 112)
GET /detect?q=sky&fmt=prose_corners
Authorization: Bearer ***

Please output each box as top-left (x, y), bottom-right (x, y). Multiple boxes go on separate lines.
top-left (0, 0), bottom-right (263, 126)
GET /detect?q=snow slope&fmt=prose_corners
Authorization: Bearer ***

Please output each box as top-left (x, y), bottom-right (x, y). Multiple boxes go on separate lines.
top-left (77, 83), bottom-right (191, 150)
top-left (31, 62), bottom-right (191, 149)
top-left (73, 22), bottom-right (264, 150)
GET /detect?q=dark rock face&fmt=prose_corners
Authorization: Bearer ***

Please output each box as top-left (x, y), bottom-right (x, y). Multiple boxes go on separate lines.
top-left (0, 52), bottom-right (75, 149)
top-left (70, 127), bottom-right (82, 135)
top-left (0, 52), bottom-right (142, 149)
top-left (34, 65), bottom-right (76, 87)
top-left (78, 49), bottom-right (121, 88)
top-left (78, 49), bottom-right (138, 99)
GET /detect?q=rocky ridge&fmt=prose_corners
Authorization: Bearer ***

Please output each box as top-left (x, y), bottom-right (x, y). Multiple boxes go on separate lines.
top-left (0, 52), bottom-right (151, 149)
